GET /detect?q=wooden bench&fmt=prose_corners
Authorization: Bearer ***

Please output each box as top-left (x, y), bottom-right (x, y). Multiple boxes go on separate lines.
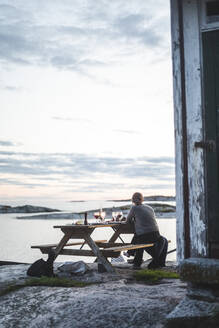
top-left (31, 239), bottom-right (107, 250)
top-left (104, 243), bottom-right (154, 252)
top-left (32, 240), bottom-right (171, 254)
top-left (31, 241), bottom-right (155, 257)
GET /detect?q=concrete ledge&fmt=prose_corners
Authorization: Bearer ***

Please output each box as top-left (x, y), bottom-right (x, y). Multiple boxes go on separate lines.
top-left (180, 258), bottom-right (219, 285)
top-left (166, 296), bottom-right (219, 328)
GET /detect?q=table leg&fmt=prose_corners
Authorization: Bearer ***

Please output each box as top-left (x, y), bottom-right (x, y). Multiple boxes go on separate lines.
top-left (114, 229), bottom-right (125, 243)
top-left (108, 228), bottom-right (121, 243)
top-left (54, 232), bottom-right (72, 260)
top-left (80, 242), bottom-right (86, 250)
top-left (84, 234), bottom-right (115, 273)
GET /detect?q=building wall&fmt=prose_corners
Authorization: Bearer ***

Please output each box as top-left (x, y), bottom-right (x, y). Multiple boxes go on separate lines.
top-left (171, 0), bottom-right (186, 261)
top-left (171, 0), bottom-right (207, 261)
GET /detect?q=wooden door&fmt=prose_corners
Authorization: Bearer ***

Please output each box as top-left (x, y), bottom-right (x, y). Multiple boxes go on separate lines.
top-left (203, 30), bottom-right (219, 256)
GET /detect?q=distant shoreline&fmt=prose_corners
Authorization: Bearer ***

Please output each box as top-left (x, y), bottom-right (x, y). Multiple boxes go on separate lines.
top-left (107, 195), bottom-right (176, 202)
top-left (0, 204), bottom-right (60, 214)
top-left (69, 195), bottom-right (176, 203)
top-left (16, 202), bottom-right (176, 220)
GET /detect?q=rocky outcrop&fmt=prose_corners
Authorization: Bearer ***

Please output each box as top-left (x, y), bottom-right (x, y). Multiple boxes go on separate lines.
top-left (0, 205), bottom-right (60, 214)
top-left (92, 203), bottom-right (176, 219)
top-left (16, 202), bottom-right (176, 220)
top-left (0, 262), bottom-right (186, 328)
top-left (166, 258), bottom-right (219, 328)
top-left (109, 196), bottom-right (176, 202)
top-left (17, 212), bottom-right (75, 220)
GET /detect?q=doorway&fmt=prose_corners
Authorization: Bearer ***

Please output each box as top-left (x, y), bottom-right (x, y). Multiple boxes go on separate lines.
top-left (202, 30), bottom-right (219, 257)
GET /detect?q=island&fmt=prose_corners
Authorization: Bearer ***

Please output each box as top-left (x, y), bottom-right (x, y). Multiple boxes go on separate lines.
top-left (108, 195), bottom-right (176, 202)
top-left (16, 202), bottom-right (176, 220)
top-left (0, 205), bottom-right (61, 214)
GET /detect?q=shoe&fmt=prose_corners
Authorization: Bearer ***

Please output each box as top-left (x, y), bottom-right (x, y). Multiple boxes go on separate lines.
top-left (123, 252), bottom-right (130, 258)
top-left (132, 265), bottom-right (141, 270)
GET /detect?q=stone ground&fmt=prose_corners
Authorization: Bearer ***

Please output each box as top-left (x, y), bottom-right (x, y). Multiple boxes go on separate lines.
top-left (0, 261), bottom-right (187, 328)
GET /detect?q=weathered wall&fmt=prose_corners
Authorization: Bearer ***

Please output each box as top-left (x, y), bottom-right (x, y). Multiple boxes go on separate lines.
top-left (183, 0), bottom-right (207, 257)
top-left (171, 0), bottom-right (185, 261)
top-left (171, 0), bottom-right (207, 261)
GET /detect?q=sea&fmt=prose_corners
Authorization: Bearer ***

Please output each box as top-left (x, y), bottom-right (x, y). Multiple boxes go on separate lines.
top-left (0, 199), bottom-right (176, 264)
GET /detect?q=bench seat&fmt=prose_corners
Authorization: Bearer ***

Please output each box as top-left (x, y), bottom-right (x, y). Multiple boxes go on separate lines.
top-left (104, 243), bottom-right (154, 252)
top-left (31, 239), bottom-right (107, 249)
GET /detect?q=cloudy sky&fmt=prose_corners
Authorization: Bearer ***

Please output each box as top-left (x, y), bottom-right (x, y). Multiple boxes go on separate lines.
top-left (0, 0), bottom-right (175, 203)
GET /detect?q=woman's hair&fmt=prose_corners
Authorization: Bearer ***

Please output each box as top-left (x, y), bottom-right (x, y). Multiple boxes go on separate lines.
top-left (132, 192), bottom-right (144, 205)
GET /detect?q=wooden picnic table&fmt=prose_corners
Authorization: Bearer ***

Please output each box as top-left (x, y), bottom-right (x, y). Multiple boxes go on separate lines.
top-left (31, 222), bottom-right (154, 273)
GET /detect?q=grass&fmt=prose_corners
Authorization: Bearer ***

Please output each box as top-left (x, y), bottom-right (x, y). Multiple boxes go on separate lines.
top-left (0, 284), bottom-right (25, 297)
top-left (25, 276), bottom-right (90, 288)
top-left (0, 276), bottom-right (91, 297)
top-left (133, 269), bottom-right (179, 284)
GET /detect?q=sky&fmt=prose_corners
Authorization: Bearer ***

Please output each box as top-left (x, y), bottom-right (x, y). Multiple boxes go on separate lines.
top-left (0, 0), bottom-right (175, 203)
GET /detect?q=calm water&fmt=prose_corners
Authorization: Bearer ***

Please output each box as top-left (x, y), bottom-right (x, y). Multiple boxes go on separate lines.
top-left (0, 200), bottom-right (176, 264)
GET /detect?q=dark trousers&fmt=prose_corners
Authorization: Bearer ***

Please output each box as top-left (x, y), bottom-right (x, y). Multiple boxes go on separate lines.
top-left (132, 232), bottom-right (168, 267)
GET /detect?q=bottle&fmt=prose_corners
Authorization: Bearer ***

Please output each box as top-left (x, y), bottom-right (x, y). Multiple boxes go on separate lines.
top-left (84, 212), bottom-right (88, 225)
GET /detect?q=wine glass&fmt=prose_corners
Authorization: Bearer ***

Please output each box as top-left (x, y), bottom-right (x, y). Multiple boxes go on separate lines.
top-left (94, 212), bottom-right (100, 222)
top-left (100, 211), bottom-right (106, 222)
top-left (116, 211), bottom-right (123, 221)
top-left (112, 211), bottom-right (117, 221)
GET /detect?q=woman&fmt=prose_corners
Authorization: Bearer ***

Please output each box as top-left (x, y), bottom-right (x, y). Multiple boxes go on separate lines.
top-left (126, 192), bottom-right (168, 269)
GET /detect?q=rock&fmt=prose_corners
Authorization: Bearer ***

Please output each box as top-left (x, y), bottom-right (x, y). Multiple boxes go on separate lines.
top-left (166, 258), bottom-right (219, 328)
top-left (17, 213), bottom-right (75, 220)
top-left (57, 261), bottom-right (90, 275)
top-left (179, 258), bottom-right (219, 285)
top-left (0, 263), bottom-right (186, 328)
top-left (166, 296), bottom-right (219, 328)
top-left (0, 204), bottom-right (60, 214)
top-left (108, 196), bottom-right (176, 202)
top-left (77, 203), bottom-right (176, 220)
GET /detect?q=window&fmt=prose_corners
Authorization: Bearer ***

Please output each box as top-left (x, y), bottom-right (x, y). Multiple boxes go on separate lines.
top-left (206, 1), bottom-right (219, 23)
top-left (200, 0), bottom-right (219, 30)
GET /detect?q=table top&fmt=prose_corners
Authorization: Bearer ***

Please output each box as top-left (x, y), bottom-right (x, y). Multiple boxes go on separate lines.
top-left (53, 222), bottom-right (123, 229)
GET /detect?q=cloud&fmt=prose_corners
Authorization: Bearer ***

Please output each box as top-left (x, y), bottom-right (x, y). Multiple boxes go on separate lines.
top-left (113, 14), bottom-right (161, 47)
top-left (0, 0), bottom-right (170, 73)
top-left (0, 140), bottom-right (19, 147)
top-left (0, 151), bottom-right (175, 189)
top-left (66, 181), bottom-right (174, 193)
top-left (0, 85), bottom-right (22, 91)
top-left (0, 178), bottom-right (44, 188)
top-left (52, 116), bottom-right (92, 123)
top-left (113, 129), bottom-right (140, 135)
top-left (0, 150), bottom-right (175, 195)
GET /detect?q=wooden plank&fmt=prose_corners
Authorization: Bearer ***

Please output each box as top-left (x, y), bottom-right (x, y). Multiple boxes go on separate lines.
top-left (53, 224), bottom-right (119, 229)
top-left (108, 228), bottom-right (121, 243)
top-left (39, 248), bottom-right (120, 258)
top-left (53, 225), bottom-right (95, 238)
top-left (31, 239), bottom-right (107, 249)
top-left (31, 242), bottom-right (84, 249)
top-left (105, 244), bottom-right (154, 252)
top-left (53, 232), bottom-right (72, 259)
top-left (54, 225), bottom-right (84, 228)
top-left (104, 240), bottom-right (171, 252)
top-left (87, 224), bottom-right (120, 228)
top-left (61, 249), bottom-right (120, 257)
top-left (170, 0), bottom-right (186, 261)
top-left (84, 234), bottom-right (115, 273)
top-left (97, 242), bottom-right (130, 248)
top-left (183, 0), bottom-right (207, 257)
